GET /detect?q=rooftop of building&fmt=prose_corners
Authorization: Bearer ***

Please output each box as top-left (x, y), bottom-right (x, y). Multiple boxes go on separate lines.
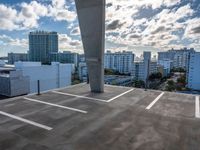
top-left (0, 83), bottom-right (199, 150)
top-left (158, 48), bottom-right (195, 53)
top-left (29, 30), bottom-right (58, 35)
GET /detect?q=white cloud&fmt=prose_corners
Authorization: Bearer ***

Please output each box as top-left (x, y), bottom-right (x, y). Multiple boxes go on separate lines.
top-left (70, 26), bottom-right (80, 36)
top-left (107, 0), bottom-right (180, 10)
top-left (105, 3), bottom-right (196, 51)
top-left (0, 35), bottom-right (28, 47)
top-left (0, 0), bottom-right (76, 31)
top-left (184, 18), bottom-right (200, 39)
top-left (0, 4), bottom-right (18, 30)
top-left (52, 0), bottom-right (65, 9)
top-left (163, 0), bottom-right (181, 7)
top-left (0, 35), bottom-right (28, 56)
top-left (18, 1), bottom-right (48, 29)
top-left (48, 0), bottom-right (76, 22)
top-left (59, 34), bottom-right (82, 53)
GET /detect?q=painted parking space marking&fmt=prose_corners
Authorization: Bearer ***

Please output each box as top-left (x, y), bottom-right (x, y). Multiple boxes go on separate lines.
top-left (53, 89), bottom-right (134, 103)
top-left (146, 92), bottom-right (165, 110)
top-left (23, 97), bottom-right (87, 114)
top-left (0, 111), bottom-right (53, 131)
top-left (195, 96), bottom-right (200, 118)
top-left (105, 84), bottom-right (131, 89)
top-left (52, 91), bottom-right (108, 102)
top-left (107, 89), bottom-right (134, 102)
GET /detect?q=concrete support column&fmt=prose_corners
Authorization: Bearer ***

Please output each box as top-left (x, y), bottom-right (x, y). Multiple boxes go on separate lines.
top-left (75, 0), bottom-right (105, 93)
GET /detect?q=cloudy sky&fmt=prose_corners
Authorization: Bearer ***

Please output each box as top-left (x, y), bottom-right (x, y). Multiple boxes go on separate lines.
top-left (0, 0), bottom-right (200, 57)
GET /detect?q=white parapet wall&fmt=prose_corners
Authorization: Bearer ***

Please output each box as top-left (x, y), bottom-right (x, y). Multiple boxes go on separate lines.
top-left (15, 62), bottom-right (72, 94)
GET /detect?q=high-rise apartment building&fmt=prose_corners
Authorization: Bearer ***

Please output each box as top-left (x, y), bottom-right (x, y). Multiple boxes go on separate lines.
top-left (158, 48), bottom-right (195, 70)
top-left (132, 61), bottom-right (157, 82)
top-left (132, 52), bottom-right (157, 82)
top-left (187, 52), bottom-right (200, 90)
top-left (104, 51), bottom-right (134, 74)
top-left (29, 31), bottom-right (58, 64)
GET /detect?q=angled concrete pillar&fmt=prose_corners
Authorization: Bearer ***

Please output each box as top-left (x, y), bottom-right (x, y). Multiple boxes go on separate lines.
top-left (75, 0), bottom-right (105, 93)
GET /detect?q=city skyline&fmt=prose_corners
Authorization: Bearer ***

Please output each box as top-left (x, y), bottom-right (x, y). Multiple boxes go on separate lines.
top-left (0, 0), bottom-right (200, 57)
top-left (0, 1), bottom-right (200, 149)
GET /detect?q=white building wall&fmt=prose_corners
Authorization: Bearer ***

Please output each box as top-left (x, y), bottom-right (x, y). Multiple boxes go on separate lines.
top-left (187, 52), bottom-right (200, 90)
top-left (150, 62), bottom-right (158, 74)
top-left (132, 62), bottom-right (145, 81)
top-left (15, 62), bottom-right (72, 94)
top-left (158, 59), bottom-right (172, 75)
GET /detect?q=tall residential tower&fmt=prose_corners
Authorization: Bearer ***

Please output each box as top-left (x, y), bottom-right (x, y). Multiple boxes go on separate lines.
top-left (29, 31), bottom-right (58, 64)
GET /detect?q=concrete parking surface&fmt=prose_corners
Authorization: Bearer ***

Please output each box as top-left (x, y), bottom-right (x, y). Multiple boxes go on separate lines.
top-left (0, 83), bottom-right (200, 150)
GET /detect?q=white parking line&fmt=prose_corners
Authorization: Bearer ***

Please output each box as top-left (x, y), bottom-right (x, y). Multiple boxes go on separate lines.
top-left (195, 96), bottom-right (200, 118)
top-left (0, 111), bottom-right (52, 131)
top-left (52, 91), bottom-right (108, 102)
top-left (107, 89), bottom-right (134, 102)
top-left (23, 97), bottom-right (87, 114)
top-left (146, 92), bottom-right (165, 110)
top-left (105, 84), bottom-right (131, 89)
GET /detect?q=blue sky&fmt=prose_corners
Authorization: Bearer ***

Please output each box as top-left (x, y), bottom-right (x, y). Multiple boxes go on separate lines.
top-left (0, 0), bottom-right (200, 57)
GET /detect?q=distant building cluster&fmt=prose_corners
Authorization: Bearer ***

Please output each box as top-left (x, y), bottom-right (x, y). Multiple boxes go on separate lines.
top-left (158, 48), bottom-right (195, 70)
top-left (1, 30), bottom-right (200, 97)
top-left (8, 53), bottom-right (28, 64)
top-left (132, 52), bottom-right (157, 82)
top-left (157, 48), bottom-right (200, 90)
top-left (104, 51), bottom-right (134, 74)
top-left (8, 31), bottom-right (78, 66)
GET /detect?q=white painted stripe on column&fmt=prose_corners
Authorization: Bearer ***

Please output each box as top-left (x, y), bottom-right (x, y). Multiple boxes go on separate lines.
top-left (0, 111), bottom-right (52, 131)
top-left (195, 96), bottom-right (200, 118)
top-left (107, 89), bottom-right (134, 102)
top-left (23, 97), bottom-right (87, 114)
top-left (52, 91), bottom-right (107, 102)
top-left (146, 92), bottom-right (165, 110)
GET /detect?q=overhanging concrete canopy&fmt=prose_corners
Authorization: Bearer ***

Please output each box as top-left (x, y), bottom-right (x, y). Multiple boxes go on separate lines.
top-left (75, 0), bottom-right (105, 93)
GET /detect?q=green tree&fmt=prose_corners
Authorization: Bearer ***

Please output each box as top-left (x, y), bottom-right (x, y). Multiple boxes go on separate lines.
top-left (132, 80), bottom-right (145, 88)
top-left (171, 67), bottom-right (186, 73)
top-left (149, 72), bottom-right (162, 81)
top-left (165, 80), bottom-right (176, 91)
top-left (177, 75), bottom-right (186, 86)
top-left (104, 69), bottom-right (115, 75)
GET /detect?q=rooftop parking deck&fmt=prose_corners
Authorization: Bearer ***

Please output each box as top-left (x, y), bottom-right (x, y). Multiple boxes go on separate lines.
top-left (0, 83), bottom-right (200, 150)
